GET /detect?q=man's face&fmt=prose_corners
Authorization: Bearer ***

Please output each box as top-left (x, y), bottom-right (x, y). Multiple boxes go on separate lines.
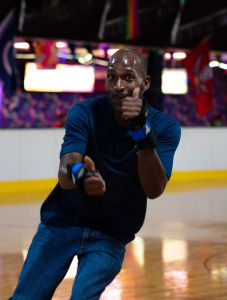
top-left (105, 51), bottom-right (145, 115)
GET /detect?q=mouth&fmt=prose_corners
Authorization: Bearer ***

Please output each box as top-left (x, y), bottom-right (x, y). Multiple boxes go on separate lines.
top-left (111, 94), bottom-right (130, 101)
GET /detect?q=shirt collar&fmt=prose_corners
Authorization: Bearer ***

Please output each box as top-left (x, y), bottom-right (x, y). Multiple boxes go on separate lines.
top-left (96, 96), bottom-right (133, 138)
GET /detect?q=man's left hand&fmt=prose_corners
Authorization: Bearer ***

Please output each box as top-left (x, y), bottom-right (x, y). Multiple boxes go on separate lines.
top-left (122, 87), bottom-right (143, 120)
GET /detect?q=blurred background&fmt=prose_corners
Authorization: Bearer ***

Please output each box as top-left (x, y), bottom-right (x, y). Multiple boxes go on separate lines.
top-left (1, 1), bottom-right (227, 299)
top-left (1, 0), bottom-right (227, 188)
top-left (1, 0), bottom-right (227, 128)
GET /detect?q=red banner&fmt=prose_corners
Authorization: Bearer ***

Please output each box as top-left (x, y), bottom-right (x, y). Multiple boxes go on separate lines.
top-left (35, 41), bottom-right (57, 69)
top-left (182, 39), bottom-right (213, 116)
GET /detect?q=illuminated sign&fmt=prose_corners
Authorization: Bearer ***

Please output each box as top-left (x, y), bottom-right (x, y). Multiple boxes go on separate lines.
top-left (162, 68), bottom-right (188, 94)
top-left (24, 63), bottom-right (95, 92)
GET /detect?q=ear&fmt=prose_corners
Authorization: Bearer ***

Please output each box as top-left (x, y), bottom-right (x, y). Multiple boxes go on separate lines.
top-left (142, 76), bottom-right (151, 92)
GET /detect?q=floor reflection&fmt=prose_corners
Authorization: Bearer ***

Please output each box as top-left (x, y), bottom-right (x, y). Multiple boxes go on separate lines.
top-left (162, 239), bottom-right (188, 263)
top-left (132, 236), bottom-right (145, 266)
top-left (101, 278), bottom-right (122, 300)
top-left (1, 236), bottom-right (227, 299)
top-left (162, 239), bottom-right (189, 297)
top-left (1, 181), bottom-right (227, 299)
top-left (164, 270), bottom-right (188, 289)
top-left (64, 257), bottom-right (78, 280)
top-left (205, 252), bottom-right (227, 281)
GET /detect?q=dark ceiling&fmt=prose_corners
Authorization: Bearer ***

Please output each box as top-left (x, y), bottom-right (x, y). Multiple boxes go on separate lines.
top-left (1, 0), bottom-right (227, 51)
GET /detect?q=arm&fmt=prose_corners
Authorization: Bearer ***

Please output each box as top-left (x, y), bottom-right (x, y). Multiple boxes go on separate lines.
top-left (138, 148), bottom-right (168, 199)
top-left (58, 152), bottom-right (83, 189)
top-left (122, 87), bottom-right (169, 199)
top-left (58, 153), bottom-right (106, 195)
top-left (58, 103), bottom-right (105, 194)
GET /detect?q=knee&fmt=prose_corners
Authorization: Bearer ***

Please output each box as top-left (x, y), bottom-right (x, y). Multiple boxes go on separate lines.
top-left (102, 253), bottom-right (124, 277)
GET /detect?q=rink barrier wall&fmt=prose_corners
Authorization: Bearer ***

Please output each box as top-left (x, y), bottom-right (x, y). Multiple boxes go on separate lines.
top-left (0, 127), bottom-right (227, 194)
top-left (0, 170), bottom-right (227, 194)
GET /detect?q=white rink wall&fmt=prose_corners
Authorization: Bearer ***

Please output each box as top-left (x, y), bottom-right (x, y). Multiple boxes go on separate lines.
top-left (0, 128), bottom-right (227, 182)
top-left (173, 128), bottom-right (227, 171)
top-left (0, 129), bottom-right (65, 182)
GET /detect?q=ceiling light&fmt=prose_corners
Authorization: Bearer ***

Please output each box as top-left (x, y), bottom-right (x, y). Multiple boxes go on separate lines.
top-left (78, 57), bottom-right (85, 64)
top-left (56, 42), bottom-right (68, 48)
top-left (173, 52), bottom-right (186, 59)
top-left (164, 53), bottom-right (171, 59)
top-left (209, 61), bottom-right (219, 67)
top-left (107, 49), bottom-right (119, 56)
top-left (219, 62), bottom-right (227, 70)
top-left (85, 53), bottom-right (93, 61)
top-left (14, 42), bottom-right (30, 49)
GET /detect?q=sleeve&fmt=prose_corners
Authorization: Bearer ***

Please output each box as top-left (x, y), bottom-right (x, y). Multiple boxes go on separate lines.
top-left (60, 103), bottom-right (90, 157)
top-left (155, 120), bottom-right (181, 179)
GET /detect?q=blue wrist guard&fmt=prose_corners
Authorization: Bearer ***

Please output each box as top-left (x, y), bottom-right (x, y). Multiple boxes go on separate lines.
top-left (130, 120), bottom-right (152, 141)
top-left (67, 163), bottom-right (99, 192)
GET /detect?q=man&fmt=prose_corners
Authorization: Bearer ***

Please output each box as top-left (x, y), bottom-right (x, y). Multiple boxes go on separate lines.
top-left (52, 112), bottom-right (68, 128)
top-left (8, 49), bottom-right (181, 300)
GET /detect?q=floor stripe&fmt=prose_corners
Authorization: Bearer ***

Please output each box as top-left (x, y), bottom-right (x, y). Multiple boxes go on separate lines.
top-left (171, 170), bottom-right (227, 181)
top-left (0, 178), bottom-right (58, 195)
top-left (0, 170), bottom-right (227, 196)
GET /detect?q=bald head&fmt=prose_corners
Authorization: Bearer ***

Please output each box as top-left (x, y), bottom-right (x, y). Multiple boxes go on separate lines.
top-left (108, 49), bottom-right (147, 78)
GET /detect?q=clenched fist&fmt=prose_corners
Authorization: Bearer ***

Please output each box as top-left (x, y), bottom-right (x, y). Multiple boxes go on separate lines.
top-left (83, 156), bottom-right (106, 196)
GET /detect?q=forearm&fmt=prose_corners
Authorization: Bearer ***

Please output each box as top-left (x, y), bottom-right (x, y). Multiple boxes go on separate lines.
top-left (58, 152), bottom-right (83, 189)
top-left (138, 148), bottom-right (168, 199)
top-left (58, 166), bottom-right (76, 189)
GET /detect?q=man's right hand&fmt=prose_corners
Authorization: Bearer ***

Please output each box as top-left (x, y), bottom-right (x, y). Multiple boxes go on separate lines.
top-left (83, 156), bottom-right (106, 196)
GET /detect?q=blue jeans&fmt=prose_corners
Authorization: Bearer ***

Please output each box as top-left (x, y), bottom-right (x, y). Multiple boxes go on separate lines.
top-left (8, 222), bottom-right (126, 300)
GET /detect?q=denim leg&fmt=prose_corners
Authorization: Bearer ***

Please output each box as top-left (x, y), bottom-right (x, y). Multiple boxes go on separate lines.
top-left (70, 231), bottom-right (126, 300)
top-left (8, 223), bottom-right (83, 300)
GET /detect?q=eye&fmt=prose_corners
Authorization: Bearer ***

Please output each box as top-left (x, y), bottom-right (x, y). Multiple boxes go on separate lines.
top-left (107, 74), bottom-right (114, 80)
top-left (126, 75), bottom-right (133, 80)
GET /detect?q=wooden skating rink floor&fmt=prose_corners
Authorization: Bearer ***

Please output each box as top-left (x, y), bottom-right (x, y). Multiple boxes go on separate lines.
top-left (1, 180), bottom-right (227, 300)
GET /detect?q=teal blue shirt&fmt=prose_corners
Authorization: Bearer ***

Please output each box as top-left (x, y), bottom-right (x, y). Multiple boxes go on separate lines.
top-left (41, 96), bottom-right (181, 245)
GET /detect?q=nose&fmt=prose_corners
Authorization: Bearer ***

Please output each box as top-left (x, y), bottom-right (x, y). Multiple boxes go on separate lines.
top-left (114, 78), bottom-right (125, 92)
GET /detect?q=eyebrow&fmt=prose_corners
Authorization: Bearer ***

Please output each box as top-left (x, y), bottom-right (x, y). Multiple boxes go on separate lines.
top-left (107, 67), bottom-right (136, 73)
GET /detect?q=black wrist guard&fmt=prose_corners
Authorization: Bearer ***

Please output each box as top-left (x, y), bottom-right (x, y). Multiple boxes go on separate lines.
top-left (136, 128), bottom-right (157, 150)
top-left (67, 163), bottom-right (99, 192)
top-left (127, 98), bottom-right (157, 150)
